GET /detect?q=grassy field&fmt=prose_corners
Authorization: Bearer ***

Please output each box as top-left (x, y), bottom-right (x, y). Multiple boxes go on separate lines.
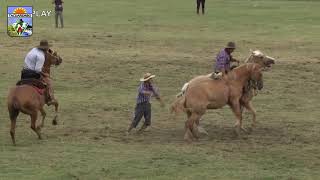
top-left (0, 0), bottom-right (320, 179)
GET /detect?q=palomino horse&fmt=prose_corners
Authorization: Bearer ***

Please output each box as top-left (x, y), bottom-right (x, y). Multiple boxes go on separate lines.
top-left (171, 50), bottom-right (275, 136)
top-left (7, 49), bottom-right (62, 145)
top-left (176, 63), bottom-right (264, 141)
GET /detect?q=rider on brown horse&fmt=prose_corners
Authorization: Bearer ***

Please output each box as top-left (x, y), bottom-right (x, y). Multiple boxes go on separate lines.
top-left (212, 42), bottom-right (240, 79)
top-left (21, 40), bottom-right (54, 104)
top-left (8, 40), bottom-right (62, 145)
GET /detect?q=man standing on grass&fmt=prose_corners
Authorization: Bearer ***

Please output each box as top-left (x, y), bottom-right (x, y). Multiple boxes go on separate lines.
top-left (127, 73), bottom-right (164, 134)
top-left (52, 0), bottom-right (64, 28)
top-left (196, 0), bottom-right (205, 15)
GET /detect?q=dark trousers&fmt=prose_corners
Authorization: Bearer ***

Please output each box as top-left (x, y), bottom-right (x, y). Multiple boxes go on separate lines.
top-left (55, 11), bottom-right (64, 28)
top-left (21, 69), bottom-right (41, 80)
top-left (196, 0), bottom-right (205, 14)
top-left (131, 102), bottom-right (151, 128)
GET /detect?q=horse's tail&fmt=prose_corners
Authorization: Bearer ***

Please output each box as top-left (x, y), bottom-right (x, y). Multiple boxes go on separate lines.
top-left (171, 82), bottom-right (190, 115)
top-left (7, 88), bottom-right (20, 120)
top-left (7, 88), bottom-right (18, 109)
top-left (170, 95), bottom-right (187, 115)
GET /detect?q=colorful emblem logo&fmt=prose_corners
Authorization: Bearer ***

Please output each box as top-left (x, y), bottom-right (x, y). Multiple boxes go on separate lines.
top-left (7, 6), bottom-right (33, 37)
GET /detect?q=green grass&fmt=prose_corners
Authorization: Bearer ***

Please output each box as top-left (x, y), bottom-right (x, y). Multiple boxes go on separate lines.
top-left (1, 0), bottom-right (320, 179)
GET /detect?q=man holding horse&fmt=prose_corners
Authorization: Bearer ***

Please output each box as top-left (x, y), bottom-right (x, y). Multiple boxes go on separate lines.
top-left (212, 42), bottom-right (239, 79)
top-left (21, 40), bottom-right (54, 104)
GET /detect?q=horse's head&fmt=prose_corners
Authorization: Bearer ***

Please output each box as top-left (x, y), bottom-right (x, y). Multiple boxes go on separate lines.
top-left (248, 64), bottom-right (264, 90)
top-left (246, 50), bottom-right (275, 70)
top-left (46, 48), bottom-right (62, 66)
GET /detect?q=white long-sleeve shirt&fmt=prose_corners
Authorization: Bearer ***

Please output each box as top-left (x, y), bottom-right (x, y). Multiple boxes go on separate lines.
top-left (23, 48), bottom-right (45, 72)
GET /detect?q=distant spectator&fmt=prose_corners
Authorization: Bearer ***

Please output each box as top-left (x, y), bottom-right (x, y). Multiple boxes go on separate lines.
top-left (196, 0), bottom-right (205, 15)
top-left (52, 0), bottom-right (64, 28)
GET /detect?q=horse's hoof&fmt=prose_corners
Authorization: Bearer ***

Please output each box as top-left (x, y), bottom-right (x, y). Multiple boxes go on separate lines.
top-left (184, 132), bottom-right (193, 143)
top-left (233, 128), bottom-right (241, 138)
top-left (52, 120), bottom-right (57, 125)
top-left (241, 127), bottom-right (248, 134)
top-left (247, 127), bottom-right (254, 134)
top-left (184, 137), bottom-right (193, 143)
top-left (198, 126), bottom-right (209, 136)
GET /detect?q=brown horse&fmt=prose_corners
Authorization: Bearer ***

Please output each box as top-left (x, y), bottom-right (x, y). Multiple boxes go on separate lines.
top-left (172, 63), bottom-right (265, 141)
top-left (7, 49), bottom-right (62, 145)
top-left (171, 50), bottom-right (275, 136)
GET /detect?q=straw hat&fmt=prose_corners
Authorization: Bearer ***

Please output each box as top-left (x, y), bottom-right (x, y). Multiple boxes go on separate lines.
top-left (140, 73), bottom-right (156, 82)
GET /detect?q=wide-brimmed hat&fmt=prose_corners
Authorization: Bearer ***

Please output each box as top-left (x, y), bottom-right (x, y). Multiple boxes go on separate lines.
top-left (140, 73), bottom-right (156, 82)
top-left (225, 41), bottom-right (236, 49)
top-left (37, 40), bottom-right (52, 49)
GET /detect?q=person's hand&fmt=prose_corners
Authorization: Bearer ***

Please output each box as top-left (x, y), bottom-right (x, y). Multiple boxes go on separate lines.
top-left (160, 102), bottom-right (165, 108)
top-left (159, 99), bottom-right (165, 108)
top-left (41, 72), bottom-right (49, 77)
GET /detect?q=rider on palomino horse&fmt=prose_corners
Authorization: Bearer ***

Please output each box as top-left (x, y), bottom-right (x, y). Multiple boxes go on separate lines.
top-left (212, 42), bottom-right (240, 79)
top-left (21, 40), bottom-right (54, 104)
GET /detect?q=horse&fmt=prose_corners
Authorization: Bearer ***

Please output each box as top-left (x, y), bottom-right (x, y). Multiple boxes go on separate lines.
top-left (172, 50), bottom-right (275, 131)
top-left (177, 50), bottom-right (275, 92)
top-left (7, 49), bottom-right (62, 145)
top-left (173, 63), bottom-right (264, 141)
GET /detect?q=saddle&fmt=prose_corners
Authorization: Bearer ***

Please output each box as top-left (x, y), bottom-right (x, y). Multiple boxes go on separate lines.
top-left (16, 78), bottom-right (47, 89)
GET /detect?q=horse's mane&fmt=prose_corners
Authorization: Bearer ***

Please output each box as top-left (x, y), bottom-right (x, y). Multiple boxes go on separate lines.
top-left (245, 49), bottom-right (264, 63)
top-left (228, 63), bottom-right (260, 81)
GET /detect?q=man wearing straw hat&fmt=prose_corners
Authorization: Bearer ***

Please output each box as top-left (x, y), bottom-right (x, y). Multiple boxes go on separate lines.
top-left (127, 73), bottom-right (164, 134)
top-left (212, 41), bottom-right (240, 79)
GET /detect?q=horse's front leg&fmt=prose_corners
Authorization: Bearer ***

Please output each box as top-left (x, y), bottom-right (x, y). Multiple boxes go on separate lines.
top-left (243, 101), bottom-right (256, 128)
top-left (230, 100), bottom-right (247, 136)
